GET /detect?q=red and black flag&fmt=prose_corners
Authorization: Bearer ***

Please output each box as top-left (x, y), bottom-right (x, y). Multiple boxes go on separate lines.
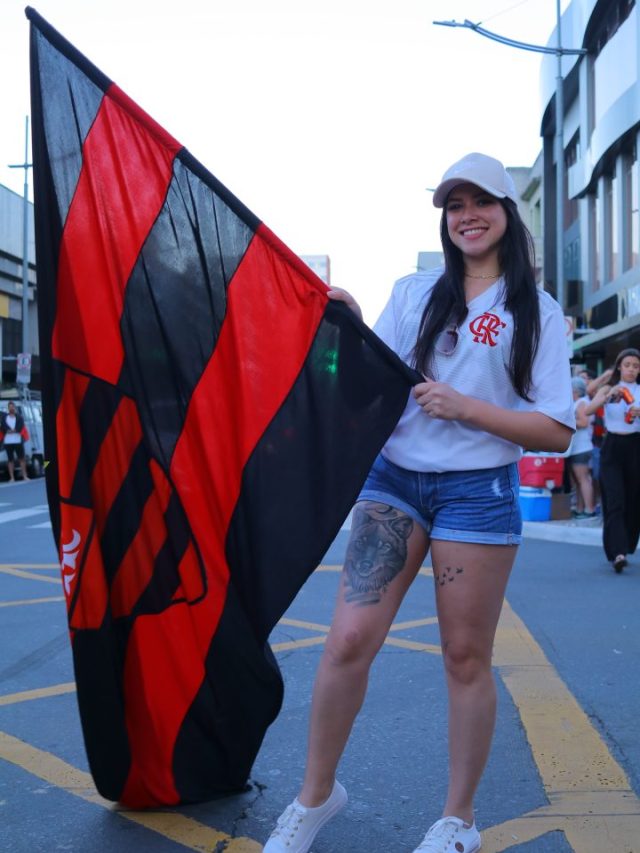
top-left (28, 7), bottom-right (420, 808)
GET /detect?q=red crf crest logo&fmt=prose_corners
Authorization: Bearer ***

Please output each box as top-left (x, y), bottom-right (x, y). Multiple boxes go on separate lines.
top-left (469, 312), bottom-right (506, 346)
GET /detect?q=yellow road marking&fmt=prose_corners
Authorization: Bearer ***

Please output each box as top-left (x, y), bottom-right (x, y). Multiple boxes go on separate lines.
top-left (271, 636), bottom-right (327, 652)
top-left (391, 617), bottom-right (438, 630)
top-left (384, 636), bottom-right (442, 654)
top-left (0, 566), bottom-right (61, 584)
top-left (0, 595), bottom-right (65, 607)
top-left (0, 731), bottom-right (261, 851)
top-left (484, 600), bottom-right (640, 850)
top-left (278, 617), bottom-right (331, 632)
top-left (2, 563), bottom-right (639, 850)
top-left (0, 683), bottom-right (76, 706)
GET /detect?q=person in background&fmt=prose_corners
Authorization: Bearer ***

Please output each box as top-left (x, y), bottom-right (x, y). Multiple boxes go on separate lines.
top-left (565, 376), bottom-right (596, 518)
top-left (262, 152), bottom-right (574, 853)
top-left (586, 349), bottom-right (640, 572)
top-left (584, 368), bottom-right (611, 510)
top-left (0, 401), bottom-right (30, 482)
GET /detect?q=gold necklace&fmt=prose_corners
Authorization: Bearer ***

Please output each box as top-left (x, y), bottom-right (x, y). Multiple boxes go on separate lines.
top-left (465, 271), bottom-right (502, 279)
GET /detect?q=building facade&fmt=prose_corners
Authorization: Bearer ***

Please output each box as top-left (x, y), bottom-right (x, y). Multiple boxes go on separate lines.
top-left (541, 0), bottom-right (639, 368)
top-left (0, 183), bottom-right (37, 387)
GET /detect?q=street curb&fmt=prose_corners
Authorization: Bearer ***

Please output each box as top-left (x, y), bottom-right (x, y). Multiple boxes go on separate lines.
top-left (340, 511), bottom-right (603, 548)
top-left (522, 520), bottom-right (602, 547)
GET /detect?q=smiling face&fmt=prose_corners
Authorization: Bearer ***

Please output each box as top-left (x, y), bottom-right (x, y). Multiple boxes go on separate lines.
top-left (619, 355), bottom-right (640, 384)
top-left (445, 183), bottom-right (508, 265)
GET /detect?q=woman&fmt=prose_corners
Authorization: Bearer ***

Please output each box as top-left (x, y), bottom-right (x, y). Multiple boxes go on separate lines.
top-left (0, 401), bottom-right (30, 483)
top-left (565, 376), bottom-right (596, 518)
top-left (586, 349), bottom-right (640, 573)
top-left (263, 152), bottom-right (574, 853)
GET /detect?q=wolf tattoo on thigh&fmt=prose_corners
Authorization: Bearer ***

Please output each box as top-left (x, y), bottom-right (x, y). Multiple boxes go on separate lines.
top-left (344, 502), bottom-right (413, 605)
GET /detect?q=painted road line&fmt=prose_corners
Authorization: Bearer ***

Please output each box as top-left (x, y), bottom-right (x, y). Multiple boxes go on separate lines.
top-left (2, 563), bottom-right (638, 851)
top-left (0, 683), bottom-right (76, 706)
top-left (279, 617), bottom-right (331, 632)
top-left (0, 505), bottom-right (50, 524)
top-left (0, 731), bottom-right (260, 852)
top-left (0, 566), bottom-right (61, 584)
top-left (0, 595), bottom-right (65, 608)
top-left (484, 599), bottom-right (640, 851)
top-left (28, 521), bottom-right (52, 528)
top-left (274, 568), bottom-right (640, 849)
top-left (272, 636), bottom-right (327, 652)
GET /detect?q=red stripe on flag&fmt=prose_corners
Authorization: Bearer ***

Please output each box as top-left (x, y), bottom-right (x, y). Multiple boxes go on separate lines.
top-left (119, 226), bottom-right (328, 806)
top-left (174, 541), bottom-right (205, 604)
top-left (121, 607), bottom-right (203, 806)
top-left (90, 396), bottom-right (143, 533)
top-left (56, 370), bottom-right (90, 499)
top-left (58, 503), bottom-right (107, 629)
top-left (53, 85), bottom-right (179, 383)
top-left (109, 459), bottom-right (173, 619)
top-left (107, 84), bottom-right (182, 154)
top-left (175, 223), bottom-right (328, 633)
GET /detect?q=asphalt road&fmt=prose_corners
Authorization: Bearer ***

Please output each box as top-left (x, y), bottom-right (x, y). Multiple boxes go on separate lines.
top-left (1, 478), bottom-right (639, 852)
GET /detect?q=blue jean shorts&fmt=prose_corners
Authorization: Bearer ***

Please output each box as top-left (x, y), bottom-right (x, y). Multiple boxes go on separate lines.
top-left (358, 454), bottom-right (522, 546)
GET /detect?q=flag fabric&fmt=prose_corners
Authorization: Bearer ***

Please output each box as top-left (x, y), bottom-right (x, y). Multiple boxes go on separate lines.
top-left (27, 6), bottom-right (421, 808)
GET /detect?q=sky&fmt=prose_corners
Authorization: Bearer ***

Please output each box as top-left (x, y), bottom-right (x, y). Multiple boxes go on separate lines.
top-left (1, 0), bottom-right (570, 323)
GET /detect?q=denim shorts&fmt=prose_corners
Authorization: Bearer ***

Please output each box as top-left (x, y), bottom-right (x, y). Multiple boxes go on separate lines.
top-left (358, 454), bottom-right (522, 546)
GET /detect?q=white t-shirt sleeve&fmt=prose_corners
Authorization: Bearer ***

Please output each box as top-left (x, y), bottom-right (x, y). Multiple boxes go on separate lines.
top-left (372, 282), bottom-right (401, 352)
top-left (372, 271), bottom-right (438, 365)
top-left (520, 297), bottom-right (575, 429)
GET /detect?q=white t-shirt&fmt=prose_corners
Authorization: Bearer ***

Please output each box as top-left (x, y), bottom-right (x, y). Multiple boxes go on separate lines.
top-left (373, 268), bottom-right (575, 473)
top-left (565, 396), bottom-right (593, 457)
top-left (603, 381), bottom-right (640, 435)
top-left (3, 414), bottom-right (21, 445)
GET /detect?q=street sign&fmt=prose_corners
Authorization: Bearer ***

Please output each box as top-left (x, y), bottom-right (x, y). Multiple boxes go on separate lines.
top-left (16, 352), bottom-right (31, 385)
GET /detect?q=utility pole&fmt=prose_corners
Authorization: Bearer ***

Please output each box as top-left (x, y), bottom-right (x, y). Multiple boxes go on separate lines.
top-left (554, 0), bottom-right (565, 310)
top-left (8, 116), bottom-right (33, 383)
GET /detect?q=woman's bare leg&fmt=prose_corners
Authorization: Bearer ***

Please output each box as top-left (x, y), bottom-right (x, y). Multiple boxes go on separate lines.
top-left (299, 502), bottom-right (429, 806)
top-left (572, 462), bottom-right (595, 513)
top-left (431, 539), bottom-right (517, 824)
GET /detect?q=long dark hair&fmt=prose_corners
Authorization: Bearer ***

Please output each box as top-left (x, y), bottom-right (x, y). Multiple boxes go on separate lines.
top-left (609, 347), bottom-right (640, 386)
top-left (412, 198), bottom-right (540, 400)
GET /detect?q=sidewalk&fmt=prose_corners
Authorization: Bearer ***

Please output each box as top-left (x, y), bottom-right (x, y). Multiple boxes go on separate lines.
top-left (523, 515), bottom-right (602, 546)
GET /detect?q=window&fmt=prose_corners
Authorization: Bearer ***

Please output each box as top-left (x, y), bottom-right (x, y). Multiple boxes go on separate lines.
top-left (564, 135), bottom-right (580, 228)
top-left (1, 318), bottom-right (22, 360)
top-left (626, 146), bottom-right (640, 271)
top-left (610, 172), bottom-right (619, 280)
top-left (591, 193), bottom-right (601, 291)
top-left (591, 0), bottom-right (636, 57)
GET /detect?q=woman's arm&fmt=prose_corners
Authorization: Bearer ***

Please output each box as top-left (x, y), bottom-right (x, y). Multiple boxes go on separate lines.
top-left (586, 368), bottom-right (613, 397)
top-left (413, 380), bottom-right (572, 452)
top-left (574, 400), bottom-right (591, 429)
top-left (583, 385), bottom-right (610, 415)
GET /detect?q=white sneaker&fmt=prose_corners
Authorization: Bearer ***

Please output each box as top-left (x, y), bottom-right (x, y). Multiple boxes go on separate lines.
top-left (262, 780), bottom-right (348, 852)
top-left (412, 816), bottom-right (481, 852)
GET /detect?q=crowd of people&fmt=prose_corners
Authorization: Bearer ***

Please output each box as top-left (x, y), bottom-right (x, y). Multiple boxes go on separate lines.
top-left (558, 350), bottom-right (640, 574)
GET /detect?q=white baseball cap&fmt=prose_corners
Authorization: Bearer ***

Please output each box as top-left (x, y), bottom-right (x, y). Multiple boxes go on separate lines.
top-left (432, 152), bottom-right (518, 208)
